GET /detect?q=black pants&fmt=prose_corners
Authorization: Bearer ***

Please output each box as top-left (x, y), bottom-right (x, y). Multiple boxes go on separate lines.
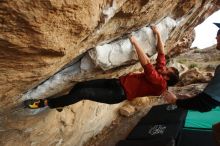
top-left (48, 79), bottom-right (126, 108)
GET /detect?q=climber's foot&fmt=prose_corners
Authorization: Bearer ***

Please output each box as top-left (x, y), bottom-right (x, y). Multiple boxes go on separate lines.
top-left (24, 99), bottom-right (48, 109)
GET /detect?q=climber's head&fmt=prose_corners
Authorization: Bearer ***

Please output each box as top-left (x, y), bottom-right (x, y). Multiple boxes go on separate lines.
top-left (158, 67), bottom-right (179, 86)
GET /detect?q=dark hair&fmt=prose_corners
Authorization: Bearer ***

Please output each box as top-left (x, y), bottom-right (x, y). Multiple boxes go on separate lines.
top-left (167, 67), bottom-right (179, 86)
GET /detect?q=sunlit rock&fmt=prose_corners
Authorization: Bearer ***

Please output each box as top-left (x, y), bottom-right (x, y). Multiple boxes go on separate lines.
top-left (119, 104), bottom-right (136, 117)
top-left (0, 1), bottom-right (219, 146)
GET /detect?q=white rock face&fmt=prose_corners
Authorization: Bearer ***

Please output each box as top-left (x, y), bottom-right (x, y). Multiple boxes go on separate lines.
top-left (80, 53), bottom-right (96, 73)
top-left (20, 61), bottom-right (81, 101)
top-left (87, 17), bottom-right (177, 70)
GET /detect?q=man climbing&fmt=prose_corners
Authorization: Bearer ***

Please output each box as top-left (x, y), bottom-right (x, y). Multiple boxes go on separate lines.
top-left (164, 23), bottom-right (220, 112)
top-left (24, 25), bottom-right (179, 110)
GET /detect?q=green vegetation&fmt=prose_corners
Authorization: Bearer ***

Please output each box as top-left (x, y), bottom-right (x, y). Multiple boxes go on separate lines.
top-left (178, 59), bottom-right (187, 64)
top-left (189, 63), bottom-right (198, 69)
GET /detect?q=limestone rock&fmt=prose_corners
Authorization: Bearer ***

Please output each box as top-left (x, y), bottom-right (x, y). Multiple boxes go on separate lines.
top-left (1, 0), bottom-right (218, 104)
top-left (0, 1), bottom-right (220, 146)
top-left (178, 68), bottom-right (212, 86)
top-left (119, 104), bottom-right (136, 117)
top-left (129, 97), bottom-right (151, 107)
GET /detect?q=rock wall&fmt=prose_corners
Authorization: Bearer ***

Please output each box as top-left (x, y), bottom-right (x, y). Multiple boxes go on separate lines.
top-left (0, 0), bottom-right (220, 146)
top-left (2, 0), bottom-right (219, 108)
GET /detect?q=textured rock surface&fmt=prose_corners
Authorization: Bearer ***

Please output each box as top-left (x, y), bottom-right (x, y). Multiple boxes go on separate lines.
top-left (119, 104), bottom-right (136, 117)
top-left (1, 0), bottom-right (219, 106)
top-left (177, 68), bottom-right (212, 86)
top-left (84, 97), bottom-right (164, 146)
top-left (0, 0), bottom-right (220, 146)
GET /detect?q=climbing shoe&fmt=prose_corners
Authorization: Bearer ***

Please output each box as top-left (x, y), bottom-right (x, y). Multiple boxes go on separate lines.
top-left (24, 99), bottom-right (48, 109)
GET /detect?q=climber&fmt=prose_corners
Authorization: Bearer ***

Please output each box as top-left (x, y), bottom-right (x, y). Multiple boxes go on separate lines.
top-left (163, 64), bottom-right (220, 112)
top-left (24, 25), bottom-right (179, 110)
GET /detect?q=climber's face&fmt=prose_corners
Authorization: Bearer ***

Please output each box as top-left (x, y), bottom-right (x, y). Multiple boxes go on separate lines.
top-left (216, 34), bottom-right (220, 50)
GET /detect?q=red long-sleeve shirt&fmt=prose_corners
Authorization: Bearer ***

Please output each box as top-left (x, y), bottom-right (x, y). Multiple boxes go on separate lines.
top-left (119, 53), bottom-right (167, 100)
